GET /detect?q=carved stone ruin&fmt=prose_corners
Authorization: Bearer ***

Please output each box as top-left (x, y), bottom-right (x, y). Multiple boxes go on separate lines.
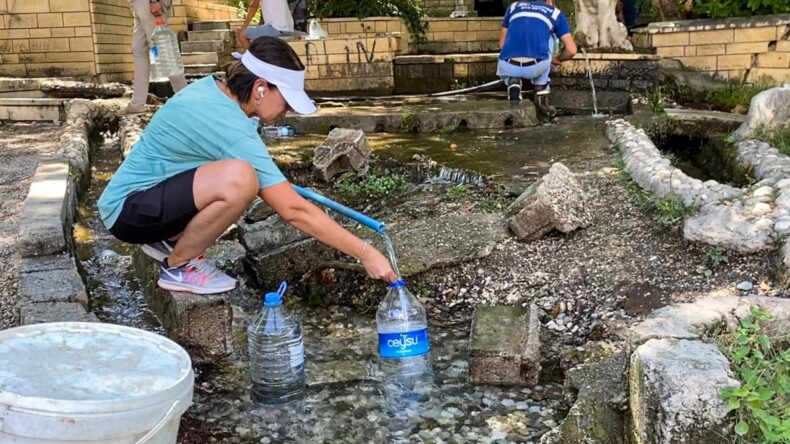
top-left (574, 0), bottom-right (633, 52)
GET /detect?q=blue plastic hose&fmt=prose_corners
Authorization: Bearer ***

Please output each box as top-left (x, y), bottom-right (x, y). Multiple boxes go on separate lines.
top-left (293, 185), bottom-right (387, 233)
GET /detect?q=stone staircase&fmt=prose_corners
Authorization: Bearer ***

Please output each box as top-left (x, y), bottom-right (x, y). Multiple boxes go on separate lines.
top-left (180, 20), bottom-right (244, 78)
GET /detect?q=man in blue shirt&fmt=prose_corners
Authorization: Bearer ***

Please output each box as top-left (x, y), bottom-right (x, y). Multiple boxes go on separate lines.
top-left (498, 0), bottom-right (577, 100)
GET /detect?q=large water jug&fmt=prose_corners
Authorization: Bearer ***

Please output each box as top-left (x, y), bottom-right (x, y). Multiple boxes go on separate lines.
top-left (376, 279), bottom-right (432, 377)
top-left (150, 17), bottom-right (184, 80)
top-left (248, 281), bottom-right (306, 404)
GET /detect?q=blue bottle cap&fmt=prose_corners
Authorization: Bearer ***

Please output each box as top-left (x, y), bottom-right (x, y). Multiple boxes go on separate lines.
top-left (389, 279), bottom-right (406, 288)
top-left (263, 281), bottom-right (287, 307)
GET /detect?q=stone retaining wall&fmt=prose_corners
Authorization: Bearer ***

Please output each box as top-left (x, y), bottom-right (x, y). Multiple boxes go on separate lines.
top-left (632, 14), bottom-right (790, 83)
top-left (0, 0), bottom-right (237, 81)
top-left (317, 17), bottom-right (502, 55)
top-left (290, 36), bottom-right (403, 95)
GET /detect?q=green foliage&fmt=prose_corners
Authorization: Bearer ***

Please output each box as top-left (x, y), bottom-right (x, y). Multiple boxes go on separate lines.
top-left (705, 247), bottom-right (729, 268)
top-left (306, 286), bottom-right (325, 306)
top-left (704, 80), bottom-right (776, 112)
top-left (646, 87), bottom-right (667, 113)
top-left (235, 0), bottom-right (261, 21)
top-left (653, 194), bottom-right (695, 226)
top-left (753, 123), bottom-right (790, 157)
top-left (693, 0), bottom-right (790, 19)
top-left (400, 111), bottom-right (421, 132)
top-left (310, 0), bottom-right (428, 39)
top-left (718, 307), bottom-right (790, 443)
top-left (479, 198), bottom-right (502, 213)
top-left (613, 155), bottom-right (696, 227)
top-left (447, 183), bottom-right (472, 198)
top-left (334, 173), bottom-right (407, 198)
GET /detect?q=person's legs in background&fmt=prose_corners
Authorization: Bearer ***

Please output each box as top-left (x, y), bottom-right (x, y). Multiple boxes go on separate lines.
top-left (497, 58), bottom-right (552, 99)
top-left (125, 0), bottom-right (187, 115)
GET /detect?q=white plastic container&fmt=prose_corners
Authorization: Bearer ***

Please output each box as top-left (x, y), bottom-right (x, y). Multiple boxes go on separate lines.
top-left (0, 322), bottom-right (194, 444)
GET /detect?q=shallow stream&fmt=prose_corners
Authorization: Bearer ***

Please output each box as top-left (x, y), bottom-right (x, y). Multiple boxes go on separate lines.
top-left (75, 117), bottom-right (615, 443)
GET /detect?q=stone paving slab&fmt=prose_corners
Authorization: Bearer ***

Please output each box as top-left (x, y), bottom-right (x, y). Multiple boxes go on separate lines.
top-left (19, 266), bottom-right (88, 304)
top-left (133, 249), bottom-right (234, 363)
top-left (17, 161), bottom-right (70, 257)
top-left (469, 304), bottom-right (540, 386)
top-left (19, 302), bottom-right (98, 325)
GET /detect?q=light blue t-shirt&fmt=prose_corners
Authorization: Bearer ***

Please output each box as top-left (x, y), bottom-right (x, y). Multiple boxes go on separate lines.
top-left (98, 76), bottom-right (286, 229)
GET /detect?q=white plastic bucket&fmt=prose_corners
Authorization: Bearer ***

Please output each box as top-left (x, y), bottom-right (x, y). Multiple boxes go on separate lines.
top-left (0, 322), bottom-right (194, 444)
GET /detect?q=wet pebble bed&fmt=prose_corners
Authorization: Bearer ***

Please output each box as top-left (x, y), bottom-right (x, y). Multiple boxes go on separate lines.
top-left (188, 305), bottom-right (565, 444)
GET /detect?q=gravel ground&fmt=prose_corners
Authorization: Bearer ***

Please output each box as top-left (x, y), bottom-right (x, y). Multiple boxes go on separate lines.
top-left (0, 122), bottom-right (62, 329)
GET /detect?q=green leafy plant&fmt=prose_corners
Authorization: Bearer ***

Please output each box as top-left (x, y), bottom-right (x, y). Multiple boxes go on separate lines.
top-left (718, 307), bottom-right (790, 443)
top-left (693, 0), bottom-right (790, 19)
top-left (646, 87), bottom-right (667, 113)
top-left (753, 123), bottom-right (790, 157)
top-left (653, 194), bottom-right (695, 226)
top-left (400, 111), bottom-right (420, 132)
top-left (334, 173), bottom-right (407, 198)
top-left (310, 0), bottom-right (428, 39)
top-left (704, 80), bottom-right (776, 112)
top-left (705, 247), bottom-right (729, 268)
top-left (479, 198), bottom-right (502, 213)
top-left (447, 184), bottom-right (472, 198)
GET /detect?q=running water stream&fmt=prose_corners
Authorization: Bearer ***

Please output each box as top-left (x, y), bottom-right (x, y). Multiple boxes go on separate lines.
top-left (381, 231), bottom-right (401, 278)
top-left (580, 48), bottom-right (606, 119)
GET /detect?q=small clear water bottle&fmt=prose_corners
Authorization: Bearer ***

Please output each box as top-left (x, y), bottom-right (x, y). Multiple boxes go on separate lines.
top-left (376, 279), bottom-right (431, 377)
top-left (150, 17), bottom-right (184, 79)
top-left (248, 281), bottom-right (306, 404)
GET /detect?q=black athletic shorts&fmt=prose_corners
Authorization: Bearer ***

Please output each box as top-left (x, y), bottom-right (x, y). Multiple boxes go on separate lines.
top-left (109, 168), bottom-right (199, 244)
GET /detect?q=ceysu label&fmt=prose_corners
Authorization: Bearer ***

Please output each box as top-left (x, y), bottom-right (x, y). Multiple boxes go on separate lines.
top-left (378, 329), bottom-right (430, 358)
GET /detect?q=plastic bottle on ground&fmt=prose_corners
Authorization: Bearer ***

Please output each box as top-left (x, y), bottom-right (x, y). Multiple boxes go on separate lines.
top-left (248, 281), bottom-right (306, 404)
top-left (376, 279), bottom-right (432, 377)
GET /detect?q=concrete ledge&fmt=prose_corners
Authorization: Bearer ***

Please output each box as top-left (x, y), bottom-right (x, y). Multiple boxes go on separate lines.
top-left (0, 98), bottom-right (64, 122)
top-left (19, 302), bottom-right (99, 325)
top-left (18, 161), bottom-right (71, 257)
top-left (284, 100), bottom-right (538, 134)
top-left (132, 249), bottom-right (234, 363)
top-left (20, 266), bottom-right (87, 304)
top-left (468, 304), bottom-right (540, 386)
top-left (636, 13), bottom-right (790, 34)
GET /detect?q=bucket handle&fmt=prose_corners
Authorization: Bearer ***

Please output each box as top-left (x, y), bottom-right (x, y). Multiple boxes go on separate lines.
top-left (134, 400), bottom-right (182, 444)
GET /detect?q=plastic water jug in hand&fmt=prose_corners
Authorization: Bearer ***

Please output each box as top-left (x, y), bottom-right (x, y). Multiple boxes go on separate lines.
top-left (149, 17), bottom-right (184, 81)
top-left (248, 281), bottom-right (306, 404)
top-left (377, 279), bottom-right (432, 377)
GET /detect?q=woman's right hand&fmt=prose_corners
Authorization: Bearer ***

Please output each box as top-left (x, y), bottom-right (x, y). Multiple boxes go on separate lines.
top-left (361, 247), bottom-right (398, 283)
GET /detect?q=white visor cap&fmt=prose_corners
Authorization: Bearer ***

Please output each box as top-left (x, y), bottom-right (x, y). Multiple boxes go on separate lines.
top-left (232, 51), bottom-right (317, 115)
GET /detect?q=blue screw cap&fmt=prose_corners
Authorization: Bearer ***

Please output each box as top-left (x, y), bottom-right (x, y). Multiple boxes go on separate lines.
top-left (388, 279), bottom-right (406, 288)
top-left (264, 281), bottom-right (287, 307)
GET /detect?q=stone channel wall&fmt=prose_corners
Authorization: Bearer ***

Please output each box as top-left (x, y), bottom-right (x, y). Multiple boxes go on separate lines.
top-left (0, 0), bottom-right (237, 81)
top-left (632, 14), bottom-right (790, 83)
top-left (393, 53), bottom-right (660, 102)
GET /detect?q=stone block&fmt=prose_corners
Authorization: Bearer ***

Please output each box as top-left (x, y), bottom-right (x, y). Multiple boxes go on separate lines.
top-left (20, 265), bottom-right (88, 304)
top-left (506, 163), bottom-right (592, 240)
top-left (733, 26), bottom-right (777, 42)
top-left (181, 51), bottom-right (219, 65)
top-left (132, 249), bottom-right (233, 363)
top-left (725, 41), bottom-right (768, 54)
top-left (312, 128), bottom-right (371, 182)
top-left (680, 55), bottom-right (717, 70)
top-left (629, 339), bottom-right (739, 444)
top-left (656, 46), bottom-right (684, 57)
top-left (758, 52), bottom-right (790, 68)
top-left (190, 20), bottom-right (231, 31)
top-left (247, 238), bottom-right (335, 291)
top-left (716, 54), bottom-right (752, 70)
top-left (695, 44), bottom-right (725, 55)
top-left (238, 212), bottom-right (307, 254)
top-left (18, 161), bottom-right (70, 257)
top-left (469, 304), bottom-right (540, 386)
top-left (0, 98), bottom-right (62, 122)
top-left (651, 32), bottom-right (689, 47)
top-left (19, 302), bottom-right (99, 325)
top-left (689, 29), bottom-right (734, 45)
top-left (626, 303), bottom-right (725, 350)
top-left (180, 40), bottom-right (228, 53)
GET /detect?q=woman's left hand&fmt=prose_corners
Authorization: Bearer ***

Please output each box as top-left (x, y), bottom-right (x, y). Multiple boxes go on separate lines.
top-left (361, 247), bottom-right (398, 283)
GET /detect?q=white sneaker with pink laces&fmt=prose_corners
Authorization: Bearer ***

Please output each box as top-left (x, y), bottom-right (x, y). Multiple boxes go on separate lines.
top-left (157, 255), bottom-right (237, 294)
